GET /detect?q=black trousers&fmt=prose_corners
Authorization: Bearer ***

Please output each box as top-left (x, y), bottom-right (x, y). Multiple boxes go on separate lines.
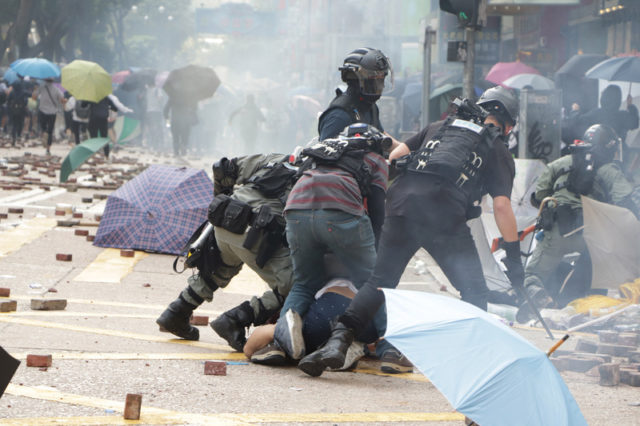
top-left (339, 215), bottom-right (489, 335)
top-left (40, 113), bottom-right (56, 147)
top-left (88, 117), bottom-right (110, 157)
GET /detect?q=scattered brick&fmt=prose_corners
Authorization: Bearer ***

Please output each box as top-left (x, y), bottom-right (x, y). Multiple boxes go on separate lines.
top-left (8, 208), bottom-right (23, 214)
top-left (94, 193), bottom-right (108, 200)
top-left (204, 361), bottom-right (226, 376)
top-left (120, 249), bottom-right (135, 258)
top-left (190, 315), bottom-right (209, 326)
top-left (599, 363), bottom-right (620, 386)
top-left (0, 300), bottom-right (17, 312)
top-left (124, 393), bottom-right (142, 420)
top-left (81, 197), bottom-right (93, 203)
top-left (598, 330), bottom-right (618, 344)
top-left (39, 185), bottom-right (50, 191)
top-left (0, 288), bottom-right (9, 297)
top-left (56, 253), bottom-right (72, 262)
top-left (95, 214), bottom-right (102, 221)
top-left (56, 220), bottom-right (79, 227)
top-left (66, 184), bottom-right (78, 193)
top-left (72, 212), bottom-right (83, 219)
top-left (67, 178), bottom-right (77, 183)
top-left (617, 333), bottom-right (639, 347)
top-left (0, 213), bottom-right (7, 219)
top-left (623, 372), bottom-right (640, 387)
top-left (86, 235), bottom-right (95, 242)
top-left (54, 210), bottom-right (65, 216)
top-left (142, 283), bottom-right (151, 288)
top-left (575, 339), bottom-right (598, 353)
top-left (31, 299), bottom-right (67, 311)
top-left (597, 344), bottom-right (636, 357)
top-left (26, 354), bottom-right (52, 368)
top-left (74, 229), bottom-right (89, 236)
top-left (48, 287), bottom-right (58, 293)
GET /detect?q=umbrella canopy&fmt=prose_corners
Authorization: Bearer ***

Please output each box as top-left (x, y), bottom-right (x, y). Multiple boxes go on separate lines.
top-left (3, 68), bottom-right (19, 84)
top-left (61, 60), bottom-right (112, 103)
top-left (10, 58), bottom-right (60, 80)
top-left (59, 138), bottom-right (110, 183)
top-left (94, 165), bottom-right (213, 255)
top-left (163, 64), bottom-right (220, 104)
top-left (586, 56), bottom-right (640, 83)
top-left (582, 196), bottom-right (640, 290)
top-left (111, 70), bottom-right (131, 85)
top-left (113, 115), bottom-right (141, 144)
top-left (555, 54), bottom-right (609, 78)
top-left (120, 69), bottom-right (156, 91)
top-left (382, 289), bottom-right (587, 426)
top-left (503, 73), bottom-right (554, 90)
top-left (485, 62), bottom-right (541, 85)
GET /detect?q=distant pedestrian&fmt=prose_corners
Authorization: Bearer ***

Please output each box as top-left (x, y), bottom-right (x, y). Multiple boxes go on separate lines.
top-left (65, 96), bottom-right (89, 145)
top-left (164, 98), bottom-right (197, 157)
top-left (229, 94), bottom-right (265, 152)
top-left (6, 75), bottom-right (29, 146)
top-left (37, 78), bottom-right (64, 154)
top-left (88, 95), bottom-right (132, 159)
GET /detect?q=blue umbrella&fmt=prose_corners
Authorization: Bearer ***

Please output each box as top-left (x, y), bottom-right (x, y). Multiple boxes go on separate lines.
top-left (585, 56), bottom-right (640, 83)
top-left (94, 165), bottom-right (213, 255)
top-left (10, 58), bottom-right (60, 80)
top-left (3, 68), bottom-right (18, 84)
top-left (382, 289), bottom-right (587, 426)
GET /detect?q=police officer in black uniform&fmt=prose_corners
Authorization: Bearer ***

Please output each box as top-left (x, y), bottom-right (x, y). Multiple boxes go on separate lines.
top-left (297, 86), bottom-right (524, 377)
top-left (318, 47), bottom-right (392, 141)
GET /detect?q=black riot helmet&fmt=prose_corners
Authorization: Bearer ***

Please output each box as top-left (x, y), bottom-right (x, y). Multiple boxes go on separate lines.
top-left (477, 86), bottom-right (519, 127)
top-left (582, 124), bottom-right (621, 165)
top-left (339, 47), bottom-right (394, 98)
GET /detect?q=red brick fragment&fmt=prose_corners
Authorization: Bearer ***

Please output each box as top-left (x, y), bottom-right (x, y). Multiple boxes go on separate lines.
top-left (204, 361), bottom-right (226, 376)
top-left (0, 288), bottom-right (10, 297)
top-left (0, 300), bottom-right (17, 312)
top-left (190, 315), bottom-right (209, 326)
top-left (142, 283), bottom-right (151, 288)
top-left (8, 208), bottom-right (23, 214)
top-left (0, 213), bottom-right (7, 219)
top-left (120, 249), bottom-right (135, 258)
top-left (124, 393), bottom-right (142, 420)
top-left (72, 212), bottom-right (83, 219)
top-left (86, 235), bottom-right (95, 242)
top-left (56, 253), bottom-right (72, 261)
top-left (75, 229), bottom-right (89, 236)
top-left (54, 210), bottom-right (65, 216)
top-left (26, 354), bottom-right (52, 367)
top-left (81, 197), bottom-right (93, 203)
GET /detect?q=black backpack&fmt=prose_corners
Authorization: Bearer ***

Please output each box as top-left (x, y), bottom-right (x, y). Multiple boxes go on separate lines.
top-left (75, 100), bottom-right (91, 119)
top-left (249, 161), bottom-right (298, 200)
top-left (566, 144), bottom-right (596, 196)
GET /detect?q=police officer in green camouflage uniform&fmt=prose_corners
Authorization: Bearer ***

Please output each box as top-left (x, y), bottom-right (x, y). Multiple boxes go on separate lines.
top-left (156, 153), bottom-right (295, 351)
top-left (517, 124), bottom-right (637, 322)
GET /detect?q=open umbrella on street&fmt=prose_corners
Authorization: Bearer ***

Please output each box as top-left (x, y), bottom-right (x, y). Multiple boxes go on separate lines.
top-left (59, 137), bottom-right (110, 183)
top-left (120, 69), bottom-right (156, 91)
top-left (61, 60), bottom-right (112, 102)
top-left (113, 115), bottom-right (141, 144)
top-left (555, 54), bottom-right (609, 79)
top-left (10, 58), bottom-right (60, 80)
top-left (503, 73), bottom-right (555, 90)
top-left (485, 61), bottom-right (541, 86)
top-left (3, 67), bottom-right (19, 84)
top-left (111, 69), bottom-right (131, 85)
top-left (382, 289), bottom-right (587, 426)
top-left (586, 56), bottom-right (640, 83)
top-left (94, 165), bottom-right (213, 255)
top-left (163, 64), bottom-right (220, 103)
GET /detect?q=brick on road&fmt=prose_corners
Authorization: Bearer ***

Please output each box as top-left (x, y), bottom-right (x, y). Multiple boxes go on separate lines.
top-left (31, 299), bottom-right (67, 311)
top-left (0, 288), bottom-right (10, 297)
top-left (124, 393), bottom-right (142, 420)
top-left (26, 354), bottom-right (52, 367)
top-left (204, 361), bottom-right (226, 376)
top-left (0, 300), bottom-right (17, 312)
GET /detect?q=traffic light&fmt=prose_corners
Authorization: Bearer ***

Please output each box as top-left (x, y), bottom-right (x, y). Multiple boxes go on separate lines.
top-left (440, 0), bottom-right (481, 28)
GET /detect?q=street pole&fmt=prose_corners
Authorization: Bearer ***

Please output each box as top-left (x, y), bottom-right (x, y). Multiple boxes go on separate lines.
top-left (463, 27), bottom-right (476, 99)
top-left (421, 26), bottom-right (436, 128)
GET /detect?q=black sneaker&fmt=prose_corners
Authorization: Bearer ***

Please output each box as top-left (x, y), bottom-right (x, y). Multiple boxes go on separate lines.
top-left (380, 349), bottom-right (413, 374)
top-left (250, 342), bottom-right (287, 366)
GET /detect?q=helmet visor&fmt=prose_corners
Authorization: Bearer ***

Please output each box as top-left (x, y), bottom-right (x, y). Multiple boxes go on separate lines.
top-left (357, 59), bottom-right (394, 96)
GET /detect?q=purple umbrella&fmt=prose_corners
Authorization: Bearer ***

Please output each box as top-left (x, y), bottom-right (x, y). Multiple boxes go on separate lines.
top-left (485, 62), bottom-right (541, 86)
top-left (94, 165), bottom-right (213, 255)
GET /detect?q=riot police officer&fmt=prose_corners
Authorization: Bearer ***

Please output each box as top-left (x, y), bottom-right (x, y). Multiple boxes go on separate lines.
top-left (296, 86), bottom-right (524, 377)
top-left (517, 124), bottom-right (638, 322)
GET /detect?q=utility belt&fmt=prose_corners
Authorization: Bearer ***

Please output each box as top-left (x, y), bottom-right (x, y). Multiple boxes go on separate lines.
top-left (208, 195), bottom-right (286, 268)
top-left (538, 203), bottom-right (583, 236)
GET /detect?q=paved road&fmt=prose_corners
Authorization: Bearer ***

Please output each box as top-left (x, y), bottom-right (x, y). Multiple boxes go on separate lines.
top-left (1, 139), bottom-right (638, 425)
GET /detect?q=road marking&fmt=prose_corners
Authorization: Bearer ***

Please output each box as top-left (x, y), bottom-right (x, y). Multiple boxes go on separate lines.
top-left (9, 352), bottom-right (246, 361)
top-left (0, 316), bottom-right (230, 351)
top-left (3, 384), bottom-right (463, 424)
top-left (0, 188), bottom-right (45, 203)
top-left (8, 294), bottom-right (222, 316)
top-left (73, 248), bottom-right (147, 283)
top-left (0, 217), bottom-right (57, 257)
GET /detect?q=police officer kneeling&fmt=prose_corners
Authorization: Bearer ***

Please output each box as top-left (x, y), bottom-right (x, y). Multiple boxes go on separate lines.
top-left (517, 124), bottom-right (638, 322)
top-left (297, 86), bottom-right (524, 377)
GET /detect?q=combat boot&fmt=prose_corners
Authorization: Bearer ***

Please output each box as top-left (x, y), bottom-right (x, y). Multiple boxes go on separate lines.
top-left (156, 297), bottom-right (199, 340)
top-left (210, 301), bottom-right (254, 352)
top-left (297, 322), bottom-right (354, 377)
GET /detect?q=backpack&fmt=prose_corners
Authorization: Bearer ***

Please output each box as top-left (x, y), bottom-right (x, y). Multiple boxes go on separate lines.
top-left (248, 161), bottom-right (298, 200)
top-left (8, 89), bottom-right (27, 113)
top-left (75, 101), bottom-right (91, 119)
top-left (565, 144), bottom-right (596, 196)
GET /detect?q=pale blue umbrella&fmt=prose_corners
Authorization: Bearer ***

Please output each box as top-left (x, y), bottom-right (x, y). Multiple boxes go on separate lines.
top-left (382, 289), bottom-right (587, 426)
top-left (10, 58), bottom-right (60, 80)
top-left (3, 68), bottom-right (18, 84)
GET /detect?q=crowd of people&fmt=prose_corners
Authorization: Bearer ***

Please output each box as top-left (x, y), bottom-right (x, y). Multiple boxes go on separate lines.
top-left (156, 47), bottom-right (639, 378)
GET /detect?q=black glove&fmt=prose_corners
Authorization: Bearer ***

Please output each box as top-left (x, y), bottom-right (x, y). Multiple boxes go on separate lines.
top-left (212, 157), bottom-right (238, 196)
top-left (501, 240), bottom-right (524, 290)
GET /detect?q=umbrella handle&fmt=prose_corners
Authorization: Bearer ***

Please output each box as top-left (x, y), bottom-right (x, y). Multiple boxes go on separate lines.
top-left (547, 334), bottom-right (569, 357)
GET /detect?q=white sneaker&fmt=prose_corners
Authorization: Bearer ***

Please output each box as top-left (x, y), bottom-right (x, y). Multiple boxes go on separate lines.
top-left (274, 309), bottom-right (305, 360)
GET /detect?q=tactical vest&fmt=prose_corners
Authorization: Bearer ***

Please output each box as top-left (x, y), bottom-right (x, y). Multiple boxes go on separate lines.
top-left (248, 159), bottom-right (298, 205)
top-left (407, 117), bottom-right (498, 204)
top-left (298, 137), bottom-right (375, 197)
top-left (317, 89), bottom-right (382, 135)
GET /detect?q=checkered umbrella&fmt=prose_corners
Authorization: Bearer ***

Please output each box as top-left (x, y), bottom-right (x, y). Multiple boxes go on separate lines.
top-left (94, 165), bottom-right (213, 255)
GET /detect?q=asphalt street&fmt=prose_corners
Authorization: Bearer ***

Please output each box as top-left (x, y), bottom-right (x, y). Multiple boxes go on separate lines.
top-left (0, 139), bottom-right (639, 425)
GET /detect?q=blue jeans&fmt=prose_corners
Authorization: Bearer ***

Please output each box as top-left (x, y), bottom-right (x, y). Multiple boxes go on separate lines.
top-left (281, 209), bottom-right (377, 318)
